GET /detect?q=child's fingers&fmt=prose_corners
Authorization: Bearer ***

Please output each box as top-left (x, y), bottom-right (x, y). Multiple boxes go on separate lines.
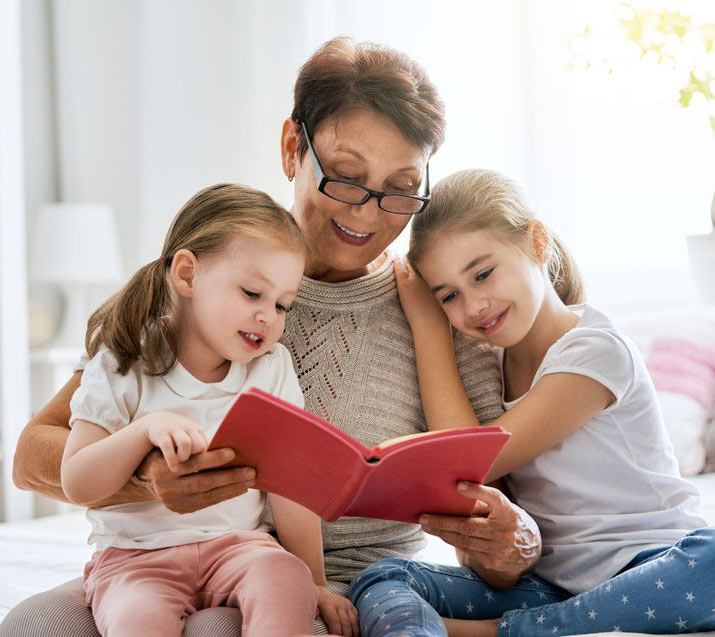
top-left (171, 430), bottom-right (193, 463)
top-left (394, 256), bottom-right (411, 280)
top-left (338, 604), bottom-right (355, 637)
top-left (188, 427), bottom-right (208, 454)
top-left (348, 602), bottom-right (359, 635)
top-left (320, 605), bottom-right (341, 635)
top-left (157, 437), bottom-right (179, 472)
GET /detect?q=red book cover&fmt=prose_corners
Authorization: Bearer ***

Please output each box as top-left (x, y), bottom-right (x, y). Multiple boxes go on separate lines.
top-left (208, 387), bottom-right (510, 523)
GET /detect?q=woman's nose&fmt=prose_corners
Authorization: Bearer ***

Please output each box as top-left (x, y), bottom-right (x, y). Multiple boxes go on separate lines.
top-left (351, 196), bottom-right (381, 221)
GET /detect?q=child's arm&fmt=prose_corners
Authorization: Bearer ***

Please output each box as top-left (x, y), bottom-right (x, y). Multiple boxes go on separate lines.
top-left (61, 412), bottom-right (207, 505)
top-left (395, 258), bottom-right (480, 430)
top-left (483, 372), bottom-right (613, 482)
top-left (269, 493), bottom-right (359, 637)
top-left (396, 259), bottom-right (616, 482)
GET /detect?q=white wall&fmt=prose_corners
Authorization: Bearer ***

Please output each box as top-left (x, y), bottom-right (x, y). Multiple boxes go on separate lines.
top-left (41, 0), bottom-right (529, 272)
top-left (516, 0), bottom-right (714, 316)
top-left (1, 0), bottom-right (33, 522)
top-left (25, 0), bottom-right (715, 320)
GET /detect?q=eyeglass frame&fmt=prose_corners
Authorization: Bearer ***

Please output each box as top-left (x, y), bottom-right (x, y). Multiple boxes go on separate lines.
top-left (299, 120), bottom-right (431, 216)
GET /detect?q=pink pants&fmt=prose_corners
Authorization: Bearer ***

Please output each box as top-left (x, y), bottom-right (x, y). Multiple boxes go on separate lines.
top-left (84, 530), bottom-right (317, 637)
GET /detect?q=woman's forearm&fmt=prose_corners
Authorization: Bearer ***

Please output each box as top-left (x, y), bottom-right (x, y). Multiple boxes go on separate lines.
top-left (13, 372), bottom-right (80, 501)
top-left (13, 371), bottom-right (154, 507)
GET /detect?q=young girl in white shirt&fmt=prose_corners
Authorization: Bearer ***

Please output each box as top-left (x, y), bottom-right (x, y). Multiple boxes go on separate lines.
top-left (61, 183), bottom-right (357, 637)
top-left (348, 169), bottom-right (713, 637)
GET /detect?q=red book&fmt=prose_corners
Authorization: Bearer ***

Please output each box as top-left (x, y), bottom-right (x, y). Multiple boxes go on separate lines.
top-left (208, 387), bottom-right (510, 524)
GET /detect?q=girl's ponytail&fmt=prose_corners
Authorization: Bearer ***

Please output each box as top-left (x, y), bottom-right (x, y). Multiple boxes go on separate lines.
top-left (546, 230), bottom-right (585, 307)
top-left (85, 257), bottom-right (174, 375)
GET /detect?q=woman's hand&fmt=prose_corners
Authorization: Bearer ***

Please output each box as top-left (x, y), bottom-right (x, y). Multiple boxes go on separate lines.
top-left (135, 447), bottom-right (256, 514)
top-left (316, 586), bottom-right (359, 636)
top-left (394, 257), bottom-right (450, 334)
top-left (144, 412), bottom-right (208, 471)
top-left (419, 481), bottom-right (541, 589)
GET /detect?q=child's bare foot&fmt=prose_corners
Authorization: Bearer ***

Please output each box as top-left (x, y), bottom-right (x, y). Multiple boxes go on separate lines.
top-left (443, 617), bottom-right (500, 637)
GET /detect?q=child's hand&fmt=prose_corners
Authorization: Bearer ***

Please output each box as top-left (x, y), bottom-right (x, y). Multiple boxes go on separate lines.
top-left (145, 413), bottom-right (208, 472)
top-left (316, 585), bottom-right (359, 636)
top-left (395, 257), bottom-right (451, 333)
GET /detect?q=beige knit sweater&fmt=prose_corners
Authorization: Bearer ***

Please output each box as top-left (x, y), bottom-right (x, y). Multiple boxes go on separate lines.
top-left (279, 253), bottom-right (504, 582)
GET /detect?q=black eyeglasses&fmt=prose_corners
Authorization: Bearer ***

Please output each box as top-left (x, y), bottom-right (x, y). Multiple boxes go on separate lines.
top-left (300, 121), bottom-right (430, 215)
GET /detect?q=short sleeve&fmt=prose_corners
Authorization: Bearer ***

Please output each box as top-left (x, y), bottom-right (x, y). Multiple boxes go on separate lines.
top-left (74, 353), bottom-right (89, 372)
top-left (69, 348), bottom-right (142, 434)
top-left (541, 328), bottom-right (635, 405)
top-left (246, 343), bottom-right (304, 409)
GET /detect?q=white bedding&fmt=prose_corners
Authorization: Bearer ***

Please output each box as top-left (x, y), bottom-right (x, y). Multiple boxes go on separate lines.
top-left (1, 473), bottom-right (714, 634)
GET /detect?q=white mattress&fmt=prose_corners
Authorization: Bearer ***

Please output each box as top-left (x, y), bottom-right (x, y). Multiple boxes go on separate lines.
top-left (1, 473), bottom-right (714, 634)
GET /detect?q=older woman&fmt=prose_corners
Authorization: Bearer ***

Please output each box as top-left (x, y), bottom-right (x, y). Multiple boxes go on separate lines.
top-left (5, 38), bottom-right (540, 637)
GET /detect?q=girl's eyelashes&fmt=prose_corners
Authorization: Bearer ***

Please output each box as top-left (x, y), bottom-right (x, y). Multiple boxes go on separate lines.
top-left (243, 288), bottom-right (292, 313)
top-left (439, 267), bottom-right (494, 304)
top-left (242, 288), bottom-right (260, 299)
top-left (440, 291), bottom-right (458, 305)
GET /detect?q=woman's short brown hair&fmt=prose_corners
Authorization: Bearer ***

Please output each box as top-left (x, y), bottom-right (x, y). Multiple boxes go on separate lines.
top-left (291, 37), bottom-right (446, 157)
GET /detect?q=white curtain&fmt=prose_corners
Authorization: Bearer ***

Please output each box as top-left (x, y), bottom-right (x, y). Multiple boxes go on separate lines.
top-left (0, 0), bottom-right (32, 522)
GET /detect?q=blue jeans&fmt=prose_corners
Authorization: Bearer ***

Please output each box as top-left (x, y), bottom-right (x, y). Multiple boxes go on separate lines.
top-left (348, 527), bottom-right (715, 636)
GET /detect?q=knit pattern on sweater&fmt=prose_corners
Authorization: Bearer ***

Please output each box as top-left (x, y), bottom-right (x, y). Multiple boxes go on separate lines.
top-left (279, 253), bottom-right (504, 582)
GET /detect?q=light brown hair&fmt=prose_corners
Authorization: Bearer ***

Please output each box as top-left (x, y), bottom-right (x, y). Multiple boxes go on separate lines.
top-left (291, 37), bottom-right (446, 157)
top-left (86, 183), bottom-right (306, 376)
top-left (408, 169), bottom-right (585, 305)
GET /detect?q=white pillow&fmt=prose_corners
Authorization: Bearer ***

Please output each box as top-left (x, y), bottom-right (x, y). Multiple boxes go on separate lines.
top-left (657, 390), bottom-right (707, 475)
top-left (615, 307), bottom-right (715, 476)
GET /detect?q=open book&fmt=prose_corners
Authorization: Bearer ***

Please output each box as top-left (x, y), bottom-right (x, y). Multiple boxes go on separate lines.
top-left (208, 387), bottom-right (510, 523)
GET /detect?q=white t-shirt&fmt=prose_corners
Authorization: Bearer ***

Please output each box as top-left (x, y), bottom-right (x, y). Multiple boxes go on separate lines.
top-left (502, 304), bottom-right (705, 594)
top-left (69, 344), bottom-right (303, 550)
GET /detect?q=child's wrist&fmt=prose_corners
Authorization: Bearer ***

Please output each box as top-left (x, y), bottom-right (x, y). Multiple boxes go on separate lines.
top-left (131, 413), bottom-right (157, 448)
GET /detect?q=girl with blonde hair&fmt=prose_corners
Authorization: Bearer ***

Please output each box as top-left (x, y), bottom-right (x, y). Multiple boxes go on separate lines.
top-left (349, 169), bottom-right (712, 637)
top-left (61, 183), bottom-right (357, 637)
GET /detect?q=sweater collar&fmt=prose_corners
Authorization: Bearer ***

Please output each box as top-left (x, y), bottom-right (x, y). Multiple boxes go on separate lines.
top-left (296, 251), bottom-right (397, 309)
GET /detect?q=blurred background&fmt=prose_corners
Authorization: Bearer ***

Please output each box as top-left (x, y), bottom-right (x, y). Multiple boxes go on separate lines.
top-left (1, 0), bottom-right (714, 521)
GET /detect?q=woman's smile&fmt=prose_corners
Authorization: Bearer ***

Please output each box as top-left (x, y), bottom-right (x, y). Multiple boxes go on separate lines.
top-left (331, 219), bottom-right (374, 246)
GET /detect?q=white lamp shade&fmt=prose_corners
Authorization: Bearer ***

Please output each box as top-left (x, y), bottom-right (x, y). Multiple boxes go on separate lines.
top-left (31, 202), bottom-right (123, 284)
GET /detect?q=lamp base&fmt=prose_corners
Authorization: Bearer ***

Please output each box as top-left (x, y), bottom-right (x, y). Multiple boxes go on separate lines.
top-left (51, 284), bottom-right (89, 349)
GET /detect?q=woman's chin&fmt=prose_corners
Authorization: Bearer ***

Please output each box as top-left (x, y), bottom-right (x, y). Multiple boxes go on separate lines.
top-left (307, 249), bottom-right (386, 282)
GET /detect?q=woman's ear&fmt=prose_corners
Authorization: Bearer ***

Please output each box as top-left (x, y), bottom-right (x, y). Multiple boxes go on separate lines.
top-left (529, 221), bottom-right (550, 265)
top-left (281, 118), bottom-right (299, 181)
top-left (169, 249), bottom-right (198, 298)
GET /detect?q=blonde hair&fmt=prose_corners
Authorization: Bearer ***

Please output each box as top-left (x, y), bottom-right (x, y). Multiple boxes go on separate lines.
top-left (408, 169), bottom-right (584, 305)
top-left (86, 183), bottom-right (306, 376)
